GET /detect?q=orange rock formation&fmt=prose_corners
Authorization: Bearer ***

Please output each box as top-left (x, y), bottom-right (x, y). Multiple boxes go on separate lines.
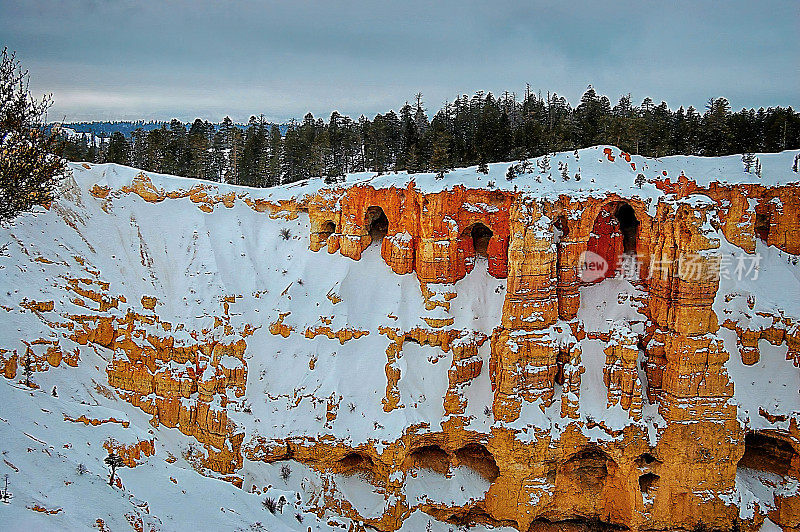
top-left (290, 149), bottom-right (800, 530)
top-left (6, 155), bottom-right (799, 530)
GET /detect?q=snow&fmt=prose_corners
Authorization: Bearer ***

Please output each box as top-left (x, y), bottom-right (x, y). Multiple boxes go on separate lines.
top-left (0, 147), bottom-right (798, 529)
top-left (395, 342), bottom-right (451, 423)
top-left (713, 238), bottom-right (800, 433)
top-left (398, 509), bottom-right (517, 532)
top-left (732, 467), bottom-right (800, 521)
top-left (402, 466), bottom-right (491, 507)
top-left (577, 278), bottom-right (647, 335)
top-left (329, 473), bottom-right (389, 519)
top-left (0, 158), bottom-right (520, 529)
top-left (294, 146), bottom-right (800, 219)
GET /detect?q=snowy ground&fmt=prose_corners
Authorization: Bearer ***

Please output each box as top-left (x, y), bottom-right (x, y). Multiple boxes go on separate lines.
top-left (0, 161), bottom-right (512, 530)
top-left (0, 149), bottom-right (797, 529)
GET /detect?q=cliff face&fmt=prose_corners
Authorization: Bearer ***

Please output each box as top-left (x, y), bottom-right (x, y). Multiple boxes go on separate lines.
top-left (297, 147), bottom-right (800, 531)
top-left (1, 150), bottom-right (799, 531)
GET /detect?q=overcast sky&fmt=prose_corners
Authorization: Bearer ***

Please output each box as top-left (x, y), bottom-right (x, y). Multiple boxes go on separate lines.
top-left (1, 0), bottom-right (798, 123)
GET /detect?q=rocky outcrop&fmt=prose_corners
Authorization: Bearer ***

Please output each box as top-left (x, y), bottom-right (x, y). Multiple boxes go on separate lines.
top-left (5, 154), bottom-right (799, 531)
top-left (294, 147), bottom-right (800, 530)
top-left (93, 170), bottom-right (307, 219)
top-left (308, 183), bottom-right (512, 282)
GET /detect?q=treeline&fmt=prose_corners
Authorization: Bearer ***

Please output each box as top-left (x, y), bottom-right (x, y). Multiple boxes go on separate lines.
top-left (51, 120), bottom-right (169, 137)
top-left (58, 87), bottom-right (800, 187)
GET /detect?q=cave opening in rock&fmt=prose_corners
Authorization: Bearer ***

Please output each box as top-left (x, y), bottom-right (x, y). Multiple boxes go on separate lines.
top-left (738, 431), bottom-right (797, 477)
top-left (406, 445), bottom-right (451, 475)
top-left (436, 506), bottom-right (516, 528)
top-left (455, 443), bottom-right (500, 481)
top-left (467, 223), bottom-right (493, 257)
top-left (319, 220), bottom-right (336, 241)
top-left (635, 452), bottom-right (658, 467)
top-left (338, 452), bottom-right (375, 478)
top-left (527, 518), bottom-right (630, 531)
top-left (755, 212), bottom-right (771, 242)
top-left (365, 206), bottom-right (389, 245)
top-left (614, 203), bottom-right (639, 254)
top-left (560, 447), bottom-right (612, 491)
top-left (553, 215), bottom-right (570, 242)
top-left (638, 472), bottom-right (659, 494)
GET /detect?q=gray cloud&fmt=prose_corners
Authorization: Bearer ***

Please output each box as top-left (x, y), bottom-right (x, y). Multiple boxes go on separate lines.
top-left (2, 0), bottom-right (797, 122)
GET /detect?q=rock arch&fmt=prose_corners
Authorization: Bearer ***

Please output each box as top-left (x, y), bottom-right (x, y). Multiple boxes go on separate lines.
top-left (319, 220), bottom-right (336, 240)
top-left (559, 447), bottom-right (613, 492)
top-left (738, 431), bottom-right (798, 477)
top-left (457, 216), bottom-right (509, 280)
top-left (638, 472), bottom-right (659, 496)
top-left (463, 222), bottom-right (494, 258)
top-left (614, 203), bottom-right (639, 254)
top-left (555, 446), bottom-right (626, 524)
top-left (404, 444), bottom-right (451, 475)
top-left (365, 205), bottom-right (389, 245)
top-left (310, 217), bottom-right (340, 252)
top-left (553, 196), bottom-right (651, 320)
top-left (585, 201), bottom-right (642, 282)
top-left (337, 451), bottom-right (376, 478)
top-left (578, 197), bottom-right (651, 266)
top-left (755, 206), bottom-right (771, 243)
top-left (454, 443), bottom-right (499, 481)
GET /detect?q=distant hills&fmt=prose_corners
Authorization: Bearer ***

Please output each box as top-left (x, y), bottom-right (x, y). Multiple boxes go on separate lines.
top-left (48, 120), bottom-right (289, 138)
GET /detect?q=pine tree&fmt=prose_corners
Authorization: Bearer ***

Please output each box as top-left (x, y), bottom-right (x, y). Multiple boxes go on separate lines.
top-left (635, 173), bottom-right (646, 188)
top-left (23, 351), bottom-right (32, 387)
top-left (430, 130), bottom-right (451, 179)
top-left (685, 106), bottom-right (701, 155)
top-left (505, 164), bottom-right (517, 181)
top-left (537, 153), bottom-right (550, 174)
top-left (51, 86), bottom-right (800, 182)
top-left (104, 451), bottom-right (124, 486)
top-left (405, 144), bottom-right (422, 174)
top-left (187, 119), bottom-right (212, 180)
top-left (239, 116), bottom-right (269, 187)
top-left (309, 118), bottom-right (331, 179)
top-left (575, 86), bottom-right (611, 148)
top-left (477, 154), bottom-right (489, 174)
top-left (164, 119), bottom-right (189, 176)
top-left (220, 116), bottom-right (241, 184)
top-left (105, 132), bottom-right (130, 165)
top-left (266, 125), bottom-right (282, 186)
top-left (130, 128), bottom-right (148, 170)
top-left (86, 143), bottom-right (97, 164)
top-left (0, 48), bottom-right (66, 223)
top-left (671, 107), bottom-right (688, 154)
top-left (702, 98), bottom-right (732, 156)
top-left (399, 101), bottom-right (419, 171)
top-left (210, 129), bottom-right (227, 182)
top-left (413, 93), bottom-right (429, 135)
top-left (742, 153), bottom-right (755, 173)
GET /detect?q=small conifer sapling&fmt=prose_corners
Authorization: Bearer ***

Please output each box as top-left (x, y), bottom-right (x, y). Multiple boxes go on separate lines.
top-left (104, 451), bottom-right (124, 486)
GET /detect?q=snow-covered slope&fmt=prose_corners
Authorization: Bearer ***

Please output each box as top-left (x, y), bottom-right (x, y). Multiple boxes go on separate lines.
top-left (0, 162), bottom-right (517, 530)
top-left (0, 148), bottom-right (798, 530)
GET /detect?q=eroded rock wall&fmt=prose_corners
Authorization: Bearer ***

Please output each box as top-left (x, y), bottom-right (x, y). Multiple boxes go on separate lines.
top-left (295, 161), bottom-right (800, 530)
top-left (7, 155), bottom-right (799, 531)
